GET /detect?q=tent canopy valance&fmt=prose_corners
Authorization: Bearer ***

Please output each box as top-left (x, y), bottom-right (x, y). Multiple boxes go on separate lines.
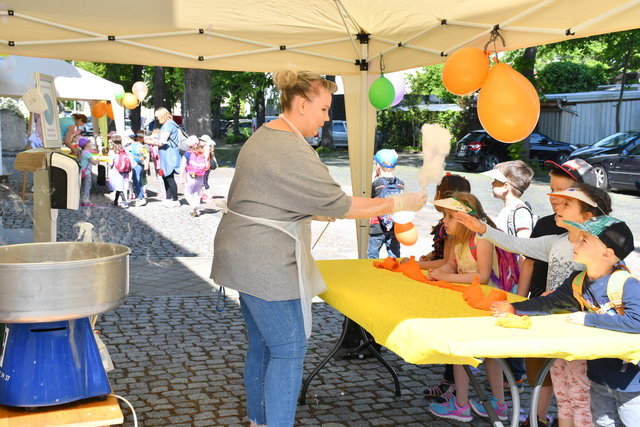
top-left (0, 0), bottom-right (638, 75)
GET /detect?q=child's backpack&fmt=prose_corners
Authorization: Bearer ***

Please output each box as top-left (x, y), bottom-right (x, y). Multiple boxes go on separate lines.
top-left (375, 177), bottom-right (404, 231)
top-left (176, 125), bottom-right (190, 154)
top-left (115, 150), bottom-right (132, 173)
top-left (506, 202), bottom-right (538, 236)
top-left (185, 151), bottom-right (208, 177)
top-left (572, 265), bottom-right (634, 315)
top-left (469, 235), bottom-right (520, 293)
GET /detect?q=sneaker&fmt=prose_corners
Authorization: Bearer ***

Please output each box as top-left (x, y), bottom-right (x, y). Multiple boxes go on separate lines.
top-left (200, 194), bottom-right (209, 202)
top-left (437, 384), bottom-right (456, 403)
top-left (505, 378), bottom-right (526, 392)
top-left (423, 379), bottom-right (454, 397)
top-left (429, 398), bottom-right (472, 423)
top-left (137, 199), bottom-right (147, 207)
top-left (521, 415), bottom-right (555, 427)
top-left (470, 397), bottom-right (508, 421)
top-left (80, 202), bottom-right (95, 207)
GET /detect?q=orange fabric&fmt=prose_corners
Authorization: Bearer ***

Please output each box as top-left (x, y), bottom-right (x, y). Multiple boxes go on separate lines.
top-left (373, 257), bottom-right (507, 310)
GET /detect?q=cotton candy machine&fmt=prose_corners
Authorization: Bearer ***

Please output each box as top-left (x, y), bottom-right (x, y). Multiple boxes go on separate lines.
top-left (0, 242), bottom-right (130, 407)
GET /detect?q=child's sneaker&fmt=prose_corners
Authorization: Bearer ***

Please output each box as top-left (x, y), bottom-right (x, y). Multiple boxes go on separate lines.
top-left (470, 397), bottom-right (509, 421)
top-left (423, 379), bottom-right (454, 398)
top-left (80, 202), bottom-right (95, 207)
top-left (429, 398), bottom-right (472, 422)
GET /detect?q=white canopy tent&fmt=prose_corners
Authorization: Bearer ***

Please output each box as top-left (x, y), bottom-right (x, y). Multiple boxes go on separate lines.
top-left (0, 56), bottom-right (125, 175)
top-left (2, 0), bottom-right (638, 256)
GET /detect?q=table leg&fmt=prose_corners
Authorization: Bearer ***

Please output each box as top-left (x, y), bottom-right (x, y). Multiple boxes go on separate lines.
top-left (529, 358), bottom-right (555, 427)
top-left (299, 316), bottom-right (402, 404)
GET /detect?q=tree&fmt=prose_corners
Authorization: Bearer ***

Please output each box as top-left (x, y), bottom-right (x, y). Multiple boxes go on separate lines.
top-left (536, 62), bottom-right (607, 94)
top-left (406, 64), bottom-right (457, 103)
top-left (183, 68), bottom-right (212, 137)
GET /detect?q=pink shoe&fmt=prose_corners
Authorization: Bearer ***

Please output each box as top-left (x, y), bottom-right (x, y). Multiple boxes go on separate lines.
top-left (80, 202), bottom-right (95, 207)
top-left (200, 194), bottom-right (209, 202)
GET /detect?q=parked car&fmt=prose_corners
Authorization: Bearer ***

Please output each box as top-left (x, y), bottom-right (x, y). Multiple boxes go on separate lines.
top-left (226, 119), bottom-right (252, 138)
top-left (569, 130), bottom-right (640, 190)
top-left (453, 130), bottom-right (577, 171)
top-left (307, 120), bottom-right (348, 147)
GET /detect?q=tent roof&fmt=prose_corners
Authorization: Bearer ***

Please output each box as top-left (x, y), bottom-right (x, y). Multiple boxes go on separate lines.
top-left (1, 0), bottom-right (639, 75)
top-left (0, 56), bottom-right (125, 101)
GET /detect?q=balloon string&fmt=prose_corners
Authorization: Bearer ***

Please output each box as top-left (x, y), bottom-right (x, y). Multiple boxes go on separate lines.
top-left (380, 54), bottom-right (385, 74)
top-left (312, 221), bottom-right (331, 250)
top-left (483, 28), bottom-right (505, 58)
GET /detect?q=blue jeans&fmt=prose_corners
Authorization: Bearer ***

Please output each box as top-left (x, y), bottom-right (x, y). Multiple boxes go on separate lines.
top-left (131, 163), bottom-right (145, 200)
top-left (591, 381), bottom-right (640, 426)
top-left (239, 292), bottom-right (307, 427)
top-left (368, 232), bottom-right (401, 259)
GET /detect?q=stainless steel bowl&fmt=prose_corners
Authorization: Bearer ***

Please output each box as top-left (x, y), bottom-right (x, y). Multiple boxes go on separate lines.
top-left (0, 242), bottom-right (130, 323)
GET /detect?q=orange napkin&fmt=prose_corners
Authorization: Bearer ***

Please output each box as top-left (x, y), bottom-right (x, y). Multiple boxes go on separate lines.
top-left (373, 257), bottom-right (507, 311)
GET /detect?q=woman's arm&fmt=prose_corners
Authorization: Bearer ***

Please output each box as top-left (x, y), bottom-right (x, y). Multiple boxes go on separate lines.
top-left (343, 191), bottom-right (426, 220)
top-left (63, 126), bottom-right (76, 149)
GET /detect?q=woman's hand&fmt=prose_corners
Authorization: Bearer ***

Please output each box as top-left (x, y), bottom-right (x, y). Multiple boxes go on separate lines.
top-left (454, 212), bottom-right (487, 234)
top-left (566, 312), bottom-right (586, 325)
top-left (491, 301), bottom-right (515, 317)
top-left (419, 253), bottom-right (433, 262)
top-left (392, 191), bottom-right (427, 212)
top-left (312, 216), bottom-right (335, 222)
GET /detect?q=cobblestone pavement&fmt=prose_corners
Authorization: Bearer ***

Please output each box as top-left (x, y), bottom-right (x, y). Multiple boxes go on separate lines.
top-left (8, 146), bottom-right (640, 425)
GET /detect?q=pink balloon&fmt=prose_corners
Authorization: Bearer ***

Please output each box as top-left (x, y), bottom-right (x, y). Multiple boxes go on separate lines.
top-left (387, 73), bottom-right (406, 107)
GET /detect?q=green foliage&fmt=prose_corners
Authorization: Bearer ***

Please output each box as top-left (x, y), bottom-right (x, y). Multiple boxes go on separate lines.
top-left (377, 108), bottom-right (466, 151)
top-left (536, 62), bottom-right (608, 94)
top-left (406, 64), bottom-right (457, 103)
top-left (315, 146), bottom-right (332, 154)
top-left (225, 134), bottom-right (246, 144)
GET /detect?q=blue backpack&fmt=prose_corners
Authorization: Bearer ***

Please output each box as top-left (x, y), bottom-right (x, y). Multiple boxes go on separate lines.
top-left (375, 177), bottom-right (403, 231)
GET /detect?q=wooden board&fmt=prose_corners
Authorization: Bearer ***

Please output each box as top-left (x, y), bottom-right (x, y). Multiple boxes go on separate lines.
top-left (13, 150), bottom-right (47, 172)
top-left (0, 395), bottom-right (124, 427)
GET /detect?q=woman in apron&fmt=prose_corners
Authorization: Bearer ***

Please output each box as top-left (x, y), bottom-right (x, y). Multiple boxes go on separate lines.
top-left (211, 70), bottom-right (426, 427)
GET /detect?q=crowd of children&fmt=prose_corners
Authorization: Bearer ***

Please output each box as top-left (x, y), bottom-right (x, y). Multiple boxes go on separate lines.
top-left (73, 130), bottom-right (217, 216)
top-left (365, 149), bottom-right (637, 427)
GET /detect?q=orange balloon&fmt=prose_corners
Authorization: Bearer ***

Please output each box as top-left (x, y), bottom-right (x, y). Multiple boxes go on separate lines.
top-left (91, 101), bottom-right (107, 118)
top-left (106, 102), bottom-right (114, 120)
top-left (395, 222), bottom-right (418, 246)
top-left (122, 92), bottom-right (139, 110)
top-left (477, 63), bottom-right (540, 143)
top-left (442, 47), bottom-right (490, 95)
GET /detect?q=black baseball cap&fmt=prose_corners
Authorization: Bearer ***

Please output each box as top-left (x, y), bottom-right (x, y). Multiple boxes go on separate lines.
top-left (545, 158), bottom-right (597, 186)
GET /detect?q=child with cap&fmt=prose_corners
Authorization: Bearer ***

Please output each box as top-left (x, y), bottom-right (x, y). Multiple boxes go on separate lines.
top-left (456, 183), bottom-right (613, 427)
top-left (515, 158), bottom-right (598, 426)
top-left (482, 160), bottom-right (537, 238)
top-left (180, 135), bottom-right (207, 217)
top-left (368, 149), bottom-right (405, 259)
top-left (492, 216), bottom-right (639, 426)
top-left (481, 160), bottom-right (537, 393)
top-left (78, 137), bottom-right (98, 207)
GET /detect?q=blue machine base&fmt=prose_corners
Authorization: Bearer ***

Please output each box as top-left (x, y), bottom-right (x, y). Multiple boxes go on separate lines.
top-left (0, 318), bottom-right (111, 407)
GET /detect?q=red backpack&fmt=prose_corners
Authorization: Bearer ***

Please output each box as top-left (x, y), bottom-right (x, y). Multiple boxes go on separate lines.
top-left (115, 150), bottom-right (132, 173)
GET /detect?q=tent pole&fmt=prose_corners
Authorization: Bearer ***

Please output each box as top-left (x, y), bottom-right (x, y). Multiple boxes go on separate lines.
top-left (356, 39), bottom-right (369, 259)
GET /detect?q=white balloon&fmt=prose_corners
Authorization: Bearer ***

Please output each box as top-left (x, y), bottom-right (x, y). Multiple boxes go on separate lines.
top-left (392, 211), bottom-right (415, 224)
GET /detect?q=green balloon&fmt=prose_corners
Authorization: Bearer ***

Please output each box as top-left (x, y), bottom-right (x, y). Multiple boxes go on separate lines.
top-left (368, 76), bottom-right (395, 110)
top-left (114, 87), bottom-right (125, 100)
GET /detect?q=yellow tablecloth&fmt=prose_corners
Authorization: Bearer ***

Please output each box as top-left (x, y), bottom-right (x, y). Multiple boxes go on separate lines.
top-left (317, 259), bottom-right (640, 366)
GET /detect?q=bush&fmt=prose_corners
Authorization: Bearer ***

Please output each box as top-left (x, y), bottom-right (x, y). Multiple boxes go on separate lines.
top-left (536, 62), bottom-right (608, 94)
top-left (224, 134), bottom-right (246, 144)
